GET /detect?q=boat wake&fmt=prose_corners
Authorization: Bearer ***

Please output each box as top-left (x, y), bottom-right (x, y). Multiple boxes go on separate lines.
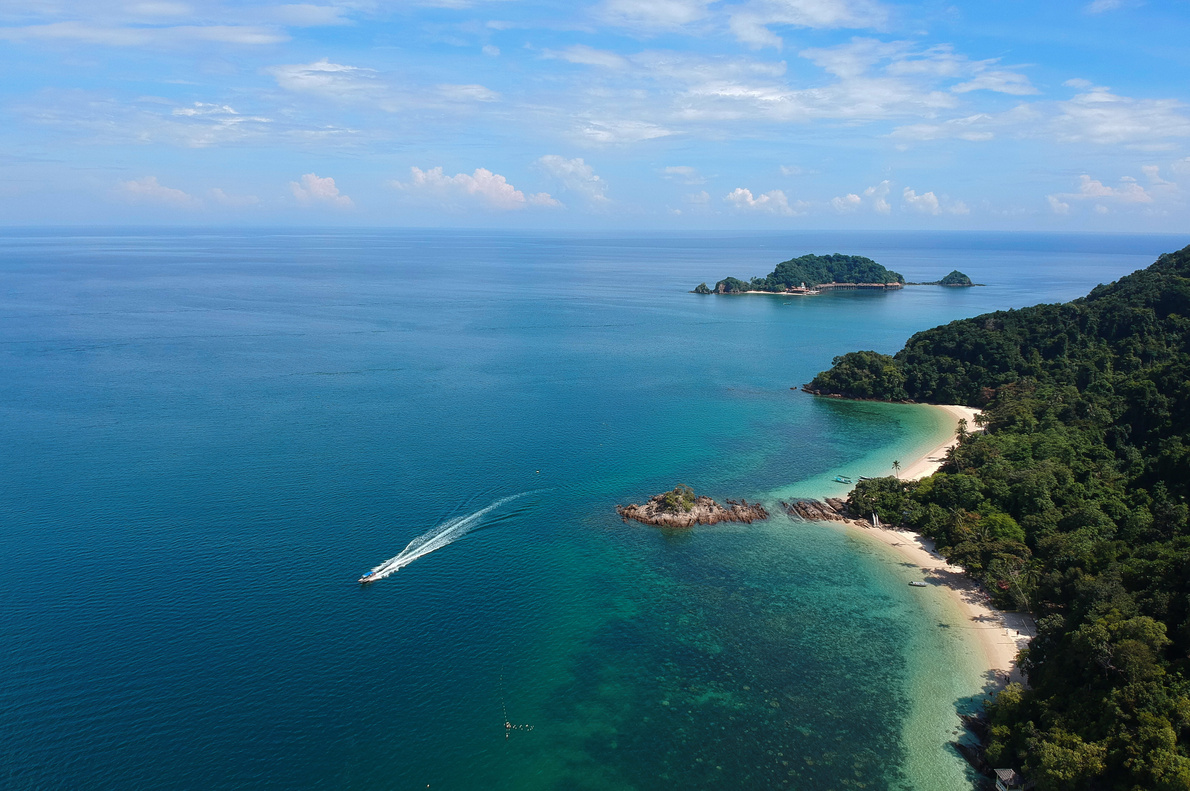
top-left (360, 492), bottom-right (533, 583)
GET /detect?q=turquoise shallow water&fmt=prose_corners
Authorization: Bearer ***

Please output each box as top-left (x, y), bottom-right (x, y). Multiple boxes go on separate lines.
top-left (0, 230), bottom-right (1180, 790)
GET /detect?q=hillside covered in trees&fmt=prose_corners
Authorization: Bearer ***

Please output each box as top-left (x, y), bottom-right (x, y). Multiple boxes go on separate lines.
top-left (698, 253), bottom-right (904, 293)
top-left (808, 245), bottom-right (1190, 790)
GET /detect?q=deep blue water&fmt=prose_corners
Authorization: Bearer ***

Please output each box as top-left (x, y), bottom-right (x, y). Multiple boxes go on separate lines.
top-left (0, 230), bottom-right (1181, 790)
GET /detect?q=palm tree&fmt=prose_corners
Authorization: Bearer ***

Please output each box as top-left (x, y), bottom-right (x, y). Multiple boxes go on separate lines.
top-left (892, 459), bottom-right (901, 478)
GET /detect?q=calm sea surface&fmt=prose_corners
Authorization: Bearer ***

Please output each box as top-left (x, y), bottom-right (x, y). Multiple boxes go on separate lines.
top-left (0, 230), bottom-right (1181, 790)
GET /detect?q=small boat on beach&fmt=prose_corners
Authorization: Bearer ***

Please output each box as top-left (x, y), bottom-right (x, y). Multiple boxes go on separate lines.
top-left (833, 475), bottom-right (853, 484)
top-left (858, 476), bottom-right (874, 481)
top-left (908, 581), bottom-right (928, 587)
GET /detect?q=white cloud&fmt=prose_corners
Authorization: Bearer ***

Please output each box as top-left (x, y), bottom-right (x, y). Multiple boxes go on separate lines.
top-left (1047, 195), bottom-right (1071, 215)
top-left (538, 155), bottom-right (609, 202)
top-left (1051, 174), bottom-right (1152, 204)
top-left (951, 70), bottom-right (1038, 96)
top-left (830, 193), bottom-right (861, 212)
top-left (438, 83), bottom-right (499, 102)
top-left (18, 90), bottom-right (353, 150)
top-left (270, 4), bottom-right (351, 27)
top-left (544, 45), bottom-right (630, 70)
top-left (901, 187), bottom-right (969, 215)
top-left (1053, 86), bottom-right (1190, 148)
top-left (269, 59), bottom-right (381, 99)
top-left (1085, 0), bottom-right (1122, 13)
top-left (685, 190), bottom-right (711, 203)
top-left (392, 166), bottom-right (559, 210)
top-left (864, 180), bottom-right (891, 214)
top-left (290, 173), bottom-right (353, 208)
top-left (1171, 158), bottom-right (1190, 176)
top-left (116, 176), bottom-right (200, 207)
top-left (580, 119), bottom-right (675, 144)
top-left (724, 186), bottom-right (801, 215)
top-left (902, 187), bottom-right (940, 215)
top-left (0, 21), bottom-right (286, 47)
top-left (1063, 78), bottom-right (1095, 90)
top-left (209, 188), bottom-right (259, 208)
top-left (664, 165), bottom-right (705, 184)
top-left (891, 113), bottom-right (997, 142)
top-left (730, 0), bottom-right (890, 49)
top-left (127, 2), bottom-right (193, 17)
top-left (1140, 165), bottom-right (1173, 186)
top-left (599, 0), bottom-right (715, 30)
top-left (482, 44), bottom-right (500, 57)
top-left (166, 102), bottom-right (273, 147)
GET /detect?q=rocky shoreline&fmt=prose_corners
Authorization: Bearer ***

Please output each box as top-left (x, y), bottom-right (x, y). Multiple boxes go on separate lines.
top-left (616, 491), bottom-right (876, 529)
top-left (781, 497), bottom-right (901, 530)
top-left (616, 493), bottom-right (768, 527)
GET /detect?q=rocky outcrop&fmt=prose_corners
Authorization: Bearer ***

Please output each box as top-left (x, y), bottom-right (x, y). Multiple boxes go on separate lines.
top-left (781, 498), bottom-right (852, 522)
top-left (617, 494), bottom-right (768, 528)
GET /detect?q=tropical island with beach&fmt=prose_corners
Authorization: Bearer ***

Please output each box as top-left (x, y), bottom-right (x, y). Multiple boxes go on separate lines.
top-left (693, 253), bottom-right (977, 294)
top-left (800, 244), bottom-right (1190, 790)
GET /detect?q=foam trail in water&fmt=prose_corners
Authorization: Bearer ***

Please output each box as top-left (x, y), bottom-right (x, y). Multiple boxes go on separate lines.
top-left (365, 492), bottom-right (531, 581)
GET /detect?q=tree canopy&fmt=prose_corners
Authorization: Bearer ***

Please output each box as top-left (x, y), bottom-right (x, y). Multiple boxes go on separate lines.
top-left (815, 244), bottom-right (1190, 790)
top-left (707, 253), bottom-right (905, 292)
top-left (939, 269), bottom-right (974, 286)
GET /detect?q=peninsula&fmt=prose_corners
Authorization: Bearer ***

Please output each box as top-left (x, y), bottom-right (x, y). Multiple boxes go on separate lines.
top-left (802, 245), bottom-right (1190, 791)
top-left (617, 484), bottom-right (768, 527)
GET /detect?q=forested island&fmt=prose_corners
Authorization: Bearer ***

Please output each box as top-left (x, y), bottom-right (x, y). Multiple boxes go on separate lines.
top-left (693, 255), bottom-right (979, 294)
top-left (807, 245), bottom-right (1190, 790)
top-left (905, 269), bottom-right (978, 286)
top-left (693, 253), bottom-right (905, 294)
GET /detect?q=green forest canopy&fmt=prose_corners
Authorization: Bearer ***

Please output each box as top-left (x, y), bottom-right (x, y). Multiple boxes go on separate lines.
top-left (808, 244), bottom-right (1190, 790)
top-left (704, 253), bottom-right (905, 292)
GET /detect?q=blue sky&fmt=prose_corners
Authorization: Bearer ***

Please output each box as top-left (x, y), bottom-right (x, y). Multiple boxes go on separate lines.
top-left (1, 0), bottom-right (1189, 229)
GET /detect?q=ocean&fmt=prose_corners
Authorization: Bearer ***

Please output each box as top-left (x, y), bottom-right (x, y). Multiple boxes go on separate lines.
top-left (0, 230), bottom-right (1180, 790)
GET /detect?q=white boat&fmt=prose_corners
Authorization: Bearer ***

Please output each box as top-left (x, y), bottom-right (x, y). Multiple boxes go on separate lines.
top-left (359, 571), bottom-right (377, 584)
top-left (908, 581), bottom-right (928, 587)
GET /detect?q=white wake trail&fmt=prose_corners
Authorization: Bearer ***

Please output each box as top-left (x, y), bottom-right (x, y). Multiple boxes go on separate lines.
top-left (365, 492), bottom-right (530, 581)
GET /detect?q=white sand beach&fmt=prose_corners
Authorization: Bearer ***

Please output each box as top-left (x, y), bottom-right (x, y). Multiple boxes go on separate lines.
top-left (849, 403), bottom-right (1034, 689)
top-left (896, 404), bottom-right (982, 480)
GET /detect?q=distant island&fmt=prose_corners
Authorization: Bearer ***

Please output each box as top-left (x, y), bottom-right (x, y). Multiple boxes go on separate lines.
top-left (693, 254), bottom-right (978, 294)
top-left (904, 269), bottom-right (979, 287)
top-left (617, 484), bottom-right (768, 527)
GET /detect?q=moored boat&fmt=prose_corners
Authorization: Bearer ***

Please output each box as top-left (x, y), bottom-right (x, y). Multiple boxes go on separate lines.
top-left (908, 581), bottom-right (928, 587)
top-left (833, 475), bottom-right (853, 484)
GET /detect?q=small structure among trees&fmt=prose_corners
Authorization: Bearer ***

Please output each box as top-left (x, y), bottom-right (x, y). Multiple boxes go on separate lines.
top-left (993, 768), bottom-right (1032, 790)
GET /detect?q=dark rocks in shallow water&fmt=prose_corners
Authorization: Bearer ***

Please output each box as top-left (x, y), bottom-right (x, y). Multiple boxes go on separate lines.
top-left (781, 498), bottom-right (851, 522)
top-left (617, 494), bottom-right (768, 527)
top-left (951, 740), bottom-right (993, 779)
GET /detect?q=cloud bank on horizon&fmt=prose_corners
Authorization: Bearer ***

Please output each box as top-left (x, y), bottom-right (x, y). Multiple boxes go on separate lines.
top-left (1, 0), bottom-right (1188, 230)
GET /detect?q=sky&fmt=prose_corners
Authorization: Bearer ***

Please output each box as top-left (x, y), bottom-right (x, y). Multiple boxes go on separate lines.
top-left (1, 0), bottom-right (1189, 230)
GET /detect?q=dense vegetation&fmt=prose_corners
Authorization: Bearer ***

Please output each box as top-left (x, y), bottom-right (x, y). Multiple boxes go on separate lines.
top-left (939, 269), bottom-right (974, 286)
top-left (705, 253), bottom-right (904, 292)
top-left (814, 244), bottom-right (1190, 790)
top-left (659, 484), bottom-right (696, 513)
top-left (906, 269), bottom-right (976, 286)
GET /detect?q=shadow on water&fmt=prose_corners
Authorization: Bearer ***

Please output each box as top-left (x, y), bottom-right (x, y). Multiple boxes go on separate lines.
top-left (946, 674), bottom-right (1009, 790)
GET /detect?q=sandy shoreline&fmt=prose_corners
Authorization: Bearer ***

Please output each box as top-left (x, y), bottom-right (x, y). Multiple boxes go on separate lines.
top-left (896, 404), bottom-right (981, 480)
top-left (848, 524), bottom-right (1034, 687)
top-left (844, 403), bottom-right (1034, 689)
